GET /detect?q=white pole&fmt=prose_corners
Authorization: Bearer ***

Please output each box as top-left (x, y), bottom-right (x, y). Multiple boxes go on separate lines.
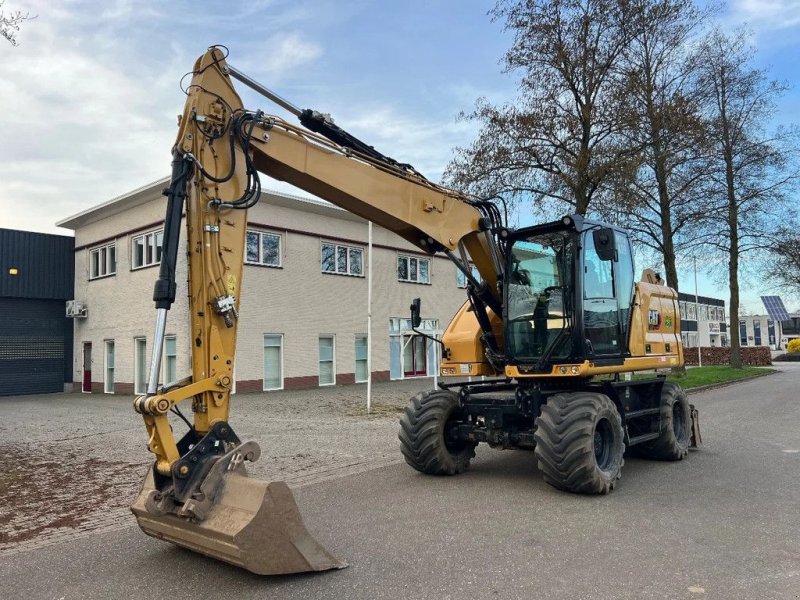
top-left (694, 256), bottom-right (702, 368)
top-left (367, 221), bottom-right (373, 415)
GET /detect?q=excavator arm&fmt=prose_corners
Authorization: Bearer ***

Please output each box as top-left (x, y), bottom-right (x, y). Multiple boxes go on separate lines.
top-left (131, 47), bottom-right (506, 575)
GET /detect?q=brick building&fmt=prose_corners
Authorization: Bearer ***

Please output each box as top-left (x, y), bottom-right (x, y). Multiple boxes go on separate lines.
top-left (57, 180), bottom-right (469, 393)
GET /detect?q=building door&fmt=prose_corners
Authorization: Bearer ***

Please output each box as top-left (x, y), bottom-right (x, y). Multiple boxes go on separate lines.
top-left (403, 335), bottom-right (427, 377)
top-left (82, 342), bottom-right (92, 393)
top-left (0, 298), bottom-right (69, 396)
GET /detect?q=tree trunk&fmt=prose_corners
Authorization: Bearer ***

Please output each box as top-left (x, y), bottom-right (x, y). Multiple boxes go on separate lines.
top-left (723, 140), bottom-right (742, 369)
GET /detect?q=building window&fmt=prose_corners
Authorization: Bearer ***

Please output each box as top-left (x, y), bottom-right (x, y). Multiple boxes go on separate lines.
top-left (700, 305), bottom-right (709, 320)
top-left (456, 264), bottom-right (481, 288)
top-left (319, 335), bottom-right (335, 386)
top-left (398, 255), bottom-right (430, 284)
top-left (104, 340), bottom-right (115, 394)
top-left (719, 307), bottom-right (725, 322)
top-left (753, 320), bottom-right (762, 346)
top-left (321, 242), bottom-right (363, 276)
top-left (679, 301), bottom-right (687, 317)
top-left (246, 230), bottom-right (281, 267)
top-left (89, 243), bottom-right (116, 279)
top-left (355, 335), bottom-right (368, 383)
top-left (263, 335), bottom-right (283, 391)
top-left (163, 336), bottom-right (177, 386)
top-left (685, 303), bottom-right (697, 320)
top-left (132, 230), bottom-right (163, 269)
top-left (768, 320), bottom-right (776, 346)
top-left (134, 337), bottom-right (147, 394)
top-left (739, 321), bottom-right (748, 347)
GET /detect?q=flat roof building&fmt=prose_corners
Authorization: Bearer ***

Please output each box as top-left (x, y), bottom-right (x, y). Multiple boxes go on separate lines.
top-left (0, 229), bottom-right (75, 395)
top-left (677, 292), bottom-right (727, 348)
top-left (737, 314), bottom-right (799, 351)
top-left (57, 181), bottom-right (469, 394)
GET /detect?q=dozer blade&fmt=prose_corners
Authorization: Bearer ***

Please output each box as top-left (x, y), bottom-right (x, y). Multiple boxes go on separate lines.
top-left (131, 468), bottom-right (347, 575)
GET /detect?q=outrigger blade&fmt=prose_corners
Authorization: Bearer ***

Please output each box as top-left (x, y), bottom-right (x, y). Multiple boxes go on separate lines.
top-left (131, 444), bottom-right (346, 575)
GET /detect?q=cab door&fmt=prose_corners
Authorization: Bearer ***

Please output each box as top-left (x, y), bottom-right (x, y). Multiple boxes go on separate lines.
top-left (581, 229), bottom-right (634, 358)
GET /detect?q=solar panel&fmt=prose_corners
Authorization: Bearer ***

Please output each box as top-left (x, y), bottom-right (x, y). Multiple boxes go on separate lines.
top-left (761, 295), bottom-right (791, 321)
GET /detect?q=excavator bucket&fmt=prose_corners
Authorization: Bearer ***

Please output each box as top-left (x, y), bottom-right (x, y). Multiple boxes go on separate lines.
top-left (130, 467), bottom-right (347, 575)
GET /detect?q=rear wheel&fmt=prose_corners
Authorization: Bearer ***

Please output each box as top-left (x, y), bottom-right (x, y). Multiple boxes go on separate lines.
top-left (534, 392), bottom-right (625, 494)
top-left (399, 389), bottom-right (477, 475)
top-left (638, 382), bottom-right (690, 460)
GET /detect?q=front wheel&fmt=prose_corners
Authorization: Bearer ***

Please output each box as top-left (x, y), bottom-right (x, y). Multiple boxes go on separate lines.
top-left (534, 392), bottom-right (625, 494)
top-left (398, 389), bottom-right (477, 475)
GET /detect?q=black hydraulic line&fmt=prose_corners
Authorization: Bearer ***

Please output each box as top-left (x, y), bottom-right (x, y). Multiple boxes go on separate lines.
top-left (298, 109), bottom-right (420, 175)
top-left (153, 152), bottom-right (191, 310)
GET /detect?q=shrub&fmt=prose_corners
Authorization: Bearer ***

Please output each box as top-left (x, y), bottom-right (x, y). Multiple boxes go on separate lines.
top-left (787, 339), bottom-right (800, 353)
top-left (683, 346), bottom-right (772, 366)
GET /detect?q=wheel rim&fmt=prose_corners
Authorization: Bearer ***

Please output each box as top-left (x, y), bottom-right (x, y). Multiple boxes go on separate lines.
top-left (593, 418), bottom-right (614, 470)
top-left (672, 402), bottom-right (686, 441)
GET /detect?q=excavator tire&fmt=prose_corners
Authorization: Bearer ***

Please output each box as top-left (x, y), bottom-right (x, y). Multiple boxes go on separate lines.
top-left (399, 389), bottom-right (477, 475)
top-left (637, 382), bottom-right (690, 460)
top-left (534, 392), bottom-right (625, 494)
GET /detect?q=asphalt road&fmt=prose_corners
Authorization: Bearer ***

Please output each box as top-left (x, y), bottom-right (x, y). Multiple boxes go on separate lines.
top-left (2, 366), bottom-right (799, 600)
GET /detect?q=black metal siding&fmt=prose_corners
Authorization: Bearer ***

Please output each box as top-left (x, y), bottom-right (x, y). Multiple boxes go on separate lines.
top-left (0, 229), bottom-right (75, 300)
top-left (0, 298), bottom-right (70, 395)
top-left (677, 291), bottom-right (725, 308)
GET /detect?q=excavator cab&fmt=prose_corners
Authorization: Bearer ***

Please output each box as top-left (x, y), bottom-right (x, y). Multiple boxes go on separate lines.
top-left (504, 214), bottom-right (636, 372)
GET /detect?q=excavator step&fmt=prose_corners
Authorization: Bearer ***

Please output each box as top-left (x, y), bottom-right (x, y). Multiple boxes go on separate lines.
top-left (624, 407), bottom-right (661, 420)
top-left (627, 431), bottom-right (661, 445)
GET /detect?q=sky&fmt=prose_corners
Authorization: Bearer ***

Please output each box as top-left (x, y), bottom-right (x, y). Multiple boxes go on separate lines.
top-left (1, 0), bottom-right (798, 314)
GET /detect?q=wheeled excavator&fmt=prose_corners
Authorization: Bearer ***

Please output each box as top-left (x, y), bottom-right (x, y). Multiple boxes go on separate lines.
top-left (131, 47), bottom-right (702, 575)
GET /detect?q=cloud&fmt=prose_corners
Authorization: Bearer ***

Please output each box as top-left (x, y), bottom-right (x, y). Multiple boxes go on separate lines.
top-left (0, 1), bottom-right (328, 234)
top-left (236, 31), bottom-right (323, 81)
top-left (728, 0), bottom-right (800, 31)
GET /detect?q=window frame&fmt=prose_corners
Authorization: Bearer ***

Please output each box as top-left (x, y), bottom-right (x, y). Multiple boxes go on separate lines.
top-left (456, 263), bottom-right (481, 288)
top-left (320, 241), bottom-right (364, 277)
top-left (163, 335), bottom-right (177, 387)
top-left (134, 337), bottom-right (147, 395)
top-left (318, 335), bottom-right (336, 386)
top-left (131, 229), bottom-right (164, 270)
top-left (89, 242), bottom-right (117, 280)
top-left (263, 334), bottom-right (284, 391)
top-left (397, 254), bottom-right (431, 284)
top-left (104, 339), bottom-right (115, 394)
top-left (245, 230), bottom-right (282, 268)
top-left (354, 334), bottom-right (368, 383)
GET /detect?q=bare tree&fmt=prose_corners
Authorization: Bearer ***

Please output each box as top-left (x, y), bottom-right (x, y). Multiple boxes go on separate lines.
top-left (764, 225), bottom-right (800, 296)
top-left (1, 0), bottom-right (34, 46)
top-left (694, 29), bottom-right (798, 368)
top-left (445, 0), bottom-right (640, 216)
top-left (610, 0), bottom-right (711, 291)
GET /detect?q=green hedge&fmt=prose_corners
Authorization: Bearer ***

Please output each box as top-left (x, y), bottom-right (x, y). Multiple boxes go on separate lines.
top-left (683, 346), bottom-right (772, 366)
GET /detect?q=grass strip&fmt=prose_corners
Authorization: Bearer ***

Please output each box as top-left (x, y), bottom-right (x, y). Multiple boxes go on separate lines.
top-left (637, 366), bottom-right (775, 389)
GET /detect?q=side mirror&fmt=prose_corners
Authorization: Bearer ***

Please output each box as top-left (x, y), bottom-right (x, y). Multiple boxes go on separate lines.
top-left (593, 228), bottom-right (617, 261)
top-left (410, 298), bottom-right (422, 328)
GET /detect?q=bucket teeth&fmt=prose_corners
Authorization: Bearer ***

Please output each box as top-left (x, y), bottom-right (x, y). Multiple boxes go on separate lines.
top-left (131, 469), bottom-right (347, 575)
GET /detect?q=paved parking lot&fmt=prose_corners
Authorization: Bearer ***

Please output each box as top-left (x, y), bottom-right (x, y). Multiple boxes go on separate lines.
top-left (1, 366), bottom-right (799, 599)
